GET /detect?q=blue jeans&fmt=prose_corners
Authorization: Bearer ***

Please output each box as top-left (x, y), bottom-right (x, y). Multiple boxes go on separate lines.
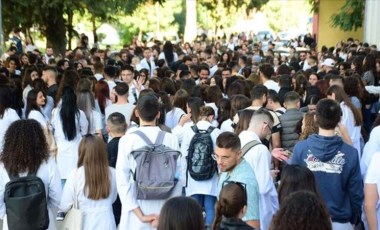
top-left (191, 194), bottom-right (216, 227)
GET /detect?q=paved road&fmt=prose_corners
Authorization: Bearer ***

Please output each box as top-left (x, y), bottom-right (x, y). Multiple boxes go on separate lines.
top-left (0, 220), bottom-right (63, 229)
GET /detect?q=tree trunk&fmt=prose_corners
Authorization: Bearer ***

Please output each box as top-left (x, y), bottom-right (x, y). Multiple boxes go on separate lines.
top-left (92, 16), bottom-right (98, 46)
top-left (67, 10), bottom-right (74, 50)
top-left (44, 4), bottom-right (66, 56)
top-left (184, 0), bottom-right (197, 43)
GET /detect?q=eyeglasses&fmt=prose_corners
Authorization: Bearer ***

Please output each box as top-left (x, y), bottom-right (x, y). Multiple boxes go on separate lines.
top-left (212, 153), bottom-right (230, 162)
top-left (263, 121), bottom-right (273, 132)
top-left (222, 181), bottom-right (247, 205)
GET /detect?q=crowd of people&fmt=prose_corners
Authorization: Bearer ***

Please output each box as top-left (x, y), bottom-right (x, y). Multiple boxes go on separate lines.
top-left (0, 29), bottom-right (380, 230)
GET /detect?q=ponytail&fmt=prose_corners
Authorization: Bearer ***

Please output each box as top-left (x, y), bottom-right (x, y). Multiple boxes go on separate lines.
top-left (212, 199), bottom-right (224, 230)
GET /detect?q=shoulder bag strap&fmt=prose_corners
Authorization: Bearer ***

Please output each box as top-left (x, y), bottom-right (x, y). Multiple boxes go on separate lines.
top-left (73, 169), bottom-right (79, 209)
top-left (132, 130), bottom-right (153, 145)
top-left (241, 140), bottom-right (261, 157)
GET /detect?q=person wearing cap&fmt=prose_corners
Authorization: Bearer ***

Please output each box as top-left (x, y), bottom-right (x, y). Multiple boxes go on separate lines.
top-left (322, 58), bottom-right (335, 74)
top-left (105, 82), bottom-right (135, 126)
top-left (317, 58), bottom-right (335, 79)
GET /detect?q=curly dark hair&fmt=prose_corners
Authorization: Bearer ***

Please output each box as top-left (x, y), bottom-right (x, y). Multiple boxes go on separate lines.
top-left (270, 191), bottom-right (332, 230)
top-left (1, 119), bottom-right (49, 176)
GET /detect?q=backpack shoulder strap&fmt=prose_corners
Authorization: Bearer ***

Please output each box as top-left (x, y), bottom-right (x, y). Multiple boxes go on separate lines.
top-left (133, 130), bottom-right (153, 145)
top-left (276, 110), bottom-right (285, 115)
top-left (154, 131), bottom-right (166, 145)
top-left (206, 126), bottom-right (215, 133)
top-left (242, 140), bottom-right (262, 157)
top-left (191, 125), bottom-right (199, 133)
top-left (6, 169), bottom-right (18, 180)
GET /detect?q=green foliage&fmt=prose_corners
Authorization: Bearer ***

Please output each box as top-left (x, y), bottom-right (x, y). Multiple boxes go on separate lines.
top-left (308, 0), bottom-right (319, 14)
top-left (116, 1), bottom-right (182, 45)
top-left (261, 1), bottom-right (312, 33)
top-left (330, 0), bottom-right (365, 31)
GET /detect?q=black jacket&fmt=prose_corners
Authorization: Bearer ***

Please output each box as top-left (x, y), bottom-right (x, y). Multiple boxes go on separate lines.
top-left (217, 217), bottom-right (256, 230)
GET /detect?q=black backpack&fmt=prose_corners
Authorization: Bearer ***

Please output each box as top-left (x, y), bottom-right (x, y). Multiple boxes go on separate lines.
top-left (4, 170), bottom-right (49, 230)
top-left (187, 125), bottom-right (217, 182)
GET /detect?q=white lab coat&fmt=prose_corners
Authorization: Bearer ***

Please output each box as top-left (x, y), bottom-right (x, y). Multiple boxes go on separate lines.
top-left (60, 166), bottom-right (117, 230)
top-left (140, 58), bottom-right (156, 78)
top-left (220, 119), bottom-right (234, 133)
top-left (239, 130), bottom-right (279, 230)
top-left (340, 102), bottom-right (362, 158)
top-left (0, 109), bottom-right (19, 153)
top-left (116, 127), bottom-right (182, 230)
top-left (361, 126), bottom-right (380, 178)
top-left (171, 121), bottom-right (194, 145)
top-left (364, 152), bottom-right (380, 230)
top-left (180, 120), bottom-right (221, 195)
top-left (51, 108), bottom-right (88, 179)
top-left (0, 158), bottom-right (62, 230)
top-left (165, 107), bottom-right (185, 130)
top-left (28, 110), bottom-right (49, 129)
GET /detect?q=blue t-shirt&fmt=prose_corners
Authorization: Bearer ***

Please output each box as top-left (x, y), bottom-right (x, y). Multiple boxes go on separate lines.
top-left (218, 159), bottom-right (260, 221)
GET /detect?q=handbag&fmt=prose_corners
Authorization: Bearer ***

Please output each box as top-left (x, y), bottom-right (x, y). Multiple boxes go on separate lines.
top-left (44, 127), bottom-right (57, 156)
top-left (60, 172), bottom-right (83, 230)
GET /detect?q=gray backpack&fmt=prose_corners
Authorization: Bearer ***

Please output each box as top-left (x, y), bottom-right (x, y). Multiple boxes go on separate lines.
top-left (131, 130), bottom-right (181, 200)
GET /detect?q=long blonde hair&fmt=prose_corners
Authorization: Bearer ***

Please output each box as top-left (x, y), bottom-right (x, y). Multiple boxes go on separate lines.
top-left (77, 135), bottom-right (110, 200)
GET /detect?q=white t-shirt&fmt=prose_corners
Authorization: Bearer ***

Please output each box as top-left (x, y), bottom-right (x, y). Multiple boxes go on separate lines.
top-left (264, 80), bottom-right (280, 93)
top-left (105, 103), bottom-right (135, 126)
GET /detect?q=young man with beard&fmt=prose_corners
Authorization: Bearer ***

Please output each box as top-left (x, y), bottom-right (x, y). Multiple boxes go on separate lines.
top-left (214, 132), bottom-right (260, 229)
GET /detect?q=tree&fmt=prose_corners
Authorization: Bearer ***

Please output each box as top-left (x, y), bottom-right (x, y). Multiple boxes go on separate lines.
top-left (308, 0), bottom-right (365, 32)
top-left (330, 0), bottom-right (365, 31)
top-left (2, 0), bottom-right (164, 55)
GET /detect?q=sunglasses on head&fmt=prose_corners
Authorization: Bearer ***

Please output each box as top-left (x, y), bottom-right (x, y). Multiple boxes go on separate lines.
top-left (222, 181), bottom-right (247, 205)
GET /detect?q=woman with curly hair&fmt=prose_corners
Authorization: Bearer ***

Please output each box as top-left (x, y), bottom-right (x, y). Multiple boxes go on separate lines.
top-left (299, 112), bottom-right (318, 140)
top-left (0, 119), bottom-right (61, 230)
top-left (59, 135), bottom-right (117, 229)
top-left (270, 191), bottom-right (332, 230)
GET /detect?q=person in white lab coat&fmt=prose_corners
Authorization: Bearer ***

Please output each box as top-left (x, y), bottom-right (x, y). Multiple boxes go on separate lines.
top-left (181, 106), bottom-right (221, 228)
top-left (60, 135), bottom-right (117, 229)
top-left (0, 119), bottom-right (62, 230)
top-left (0, 84), bottom-right (19, 153)
top-left (140, 47), bottom-right (156, 78)
top-left (116, 94), bottom-right (182, 229)
top-left (25, 89), bottom-right (49, 129)
top-left (326, 85), bottom-right (362, 157)
top-left (51, 87), bottom-right (88, 185)
top-left (239, 108), bottom-right (279, 230)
